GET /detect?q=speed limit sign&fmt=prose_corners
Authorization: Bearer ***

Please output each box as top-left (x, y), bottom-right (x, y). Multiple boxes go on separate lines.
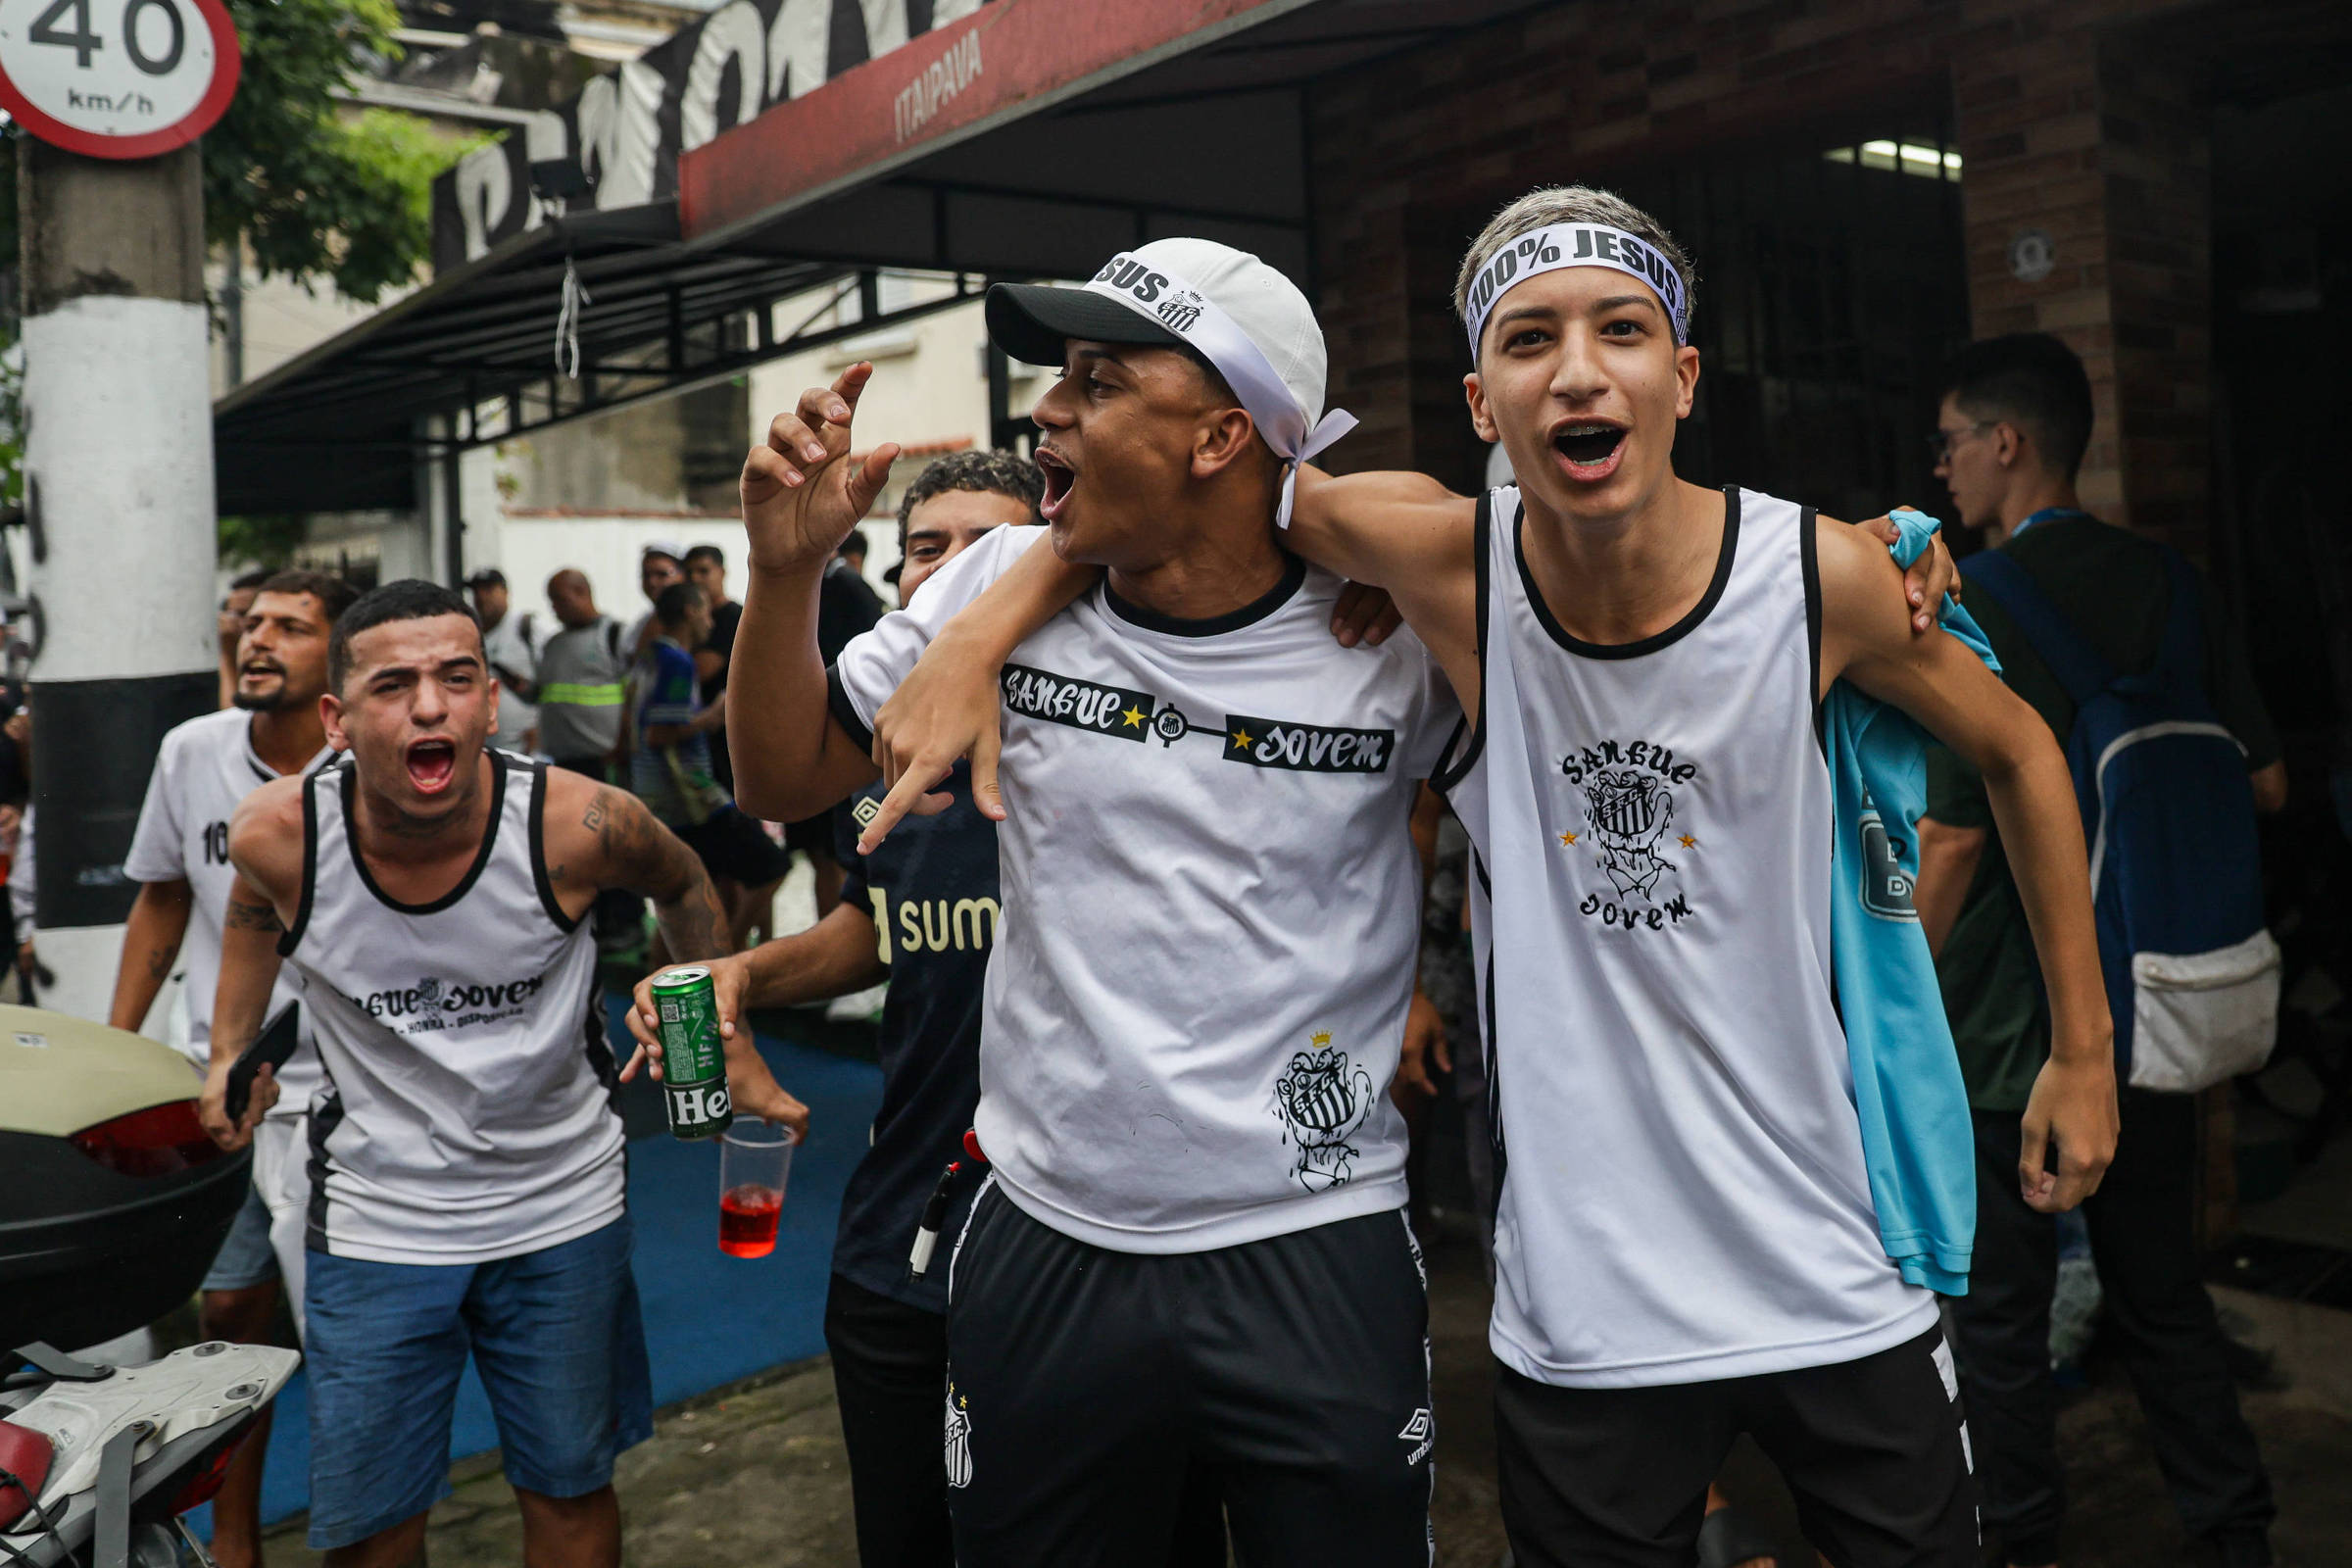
top-left (0, 0), bottom-right (238, 158)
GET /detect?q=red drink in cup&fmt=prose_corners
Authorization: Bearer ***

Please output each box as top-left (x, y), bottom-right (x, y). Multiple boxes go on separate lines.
top-left (718, 1184), bottom-right (782, 1257)
top-left (717, 1124), bottom-right (796, 1258)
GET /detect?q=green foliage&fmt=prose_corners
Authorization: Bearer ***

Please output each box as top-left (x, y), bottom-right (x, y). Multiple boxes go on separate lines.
top-left (210, 0), bottom-right (489, 305)
top-left (0, 347), bottom-right (22, 511)
top-left (0, 0), bottom-right (493, 534)
top-left (0, 0), bottom-right (488, 307)
top-left (218, 512), bottom-right (313, 570)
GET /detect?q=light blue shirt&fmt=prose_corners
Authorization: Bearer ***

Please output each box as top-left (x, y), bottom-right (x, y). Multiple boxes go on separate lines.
top-left (1822, 510), bottom-right (1998, 1294)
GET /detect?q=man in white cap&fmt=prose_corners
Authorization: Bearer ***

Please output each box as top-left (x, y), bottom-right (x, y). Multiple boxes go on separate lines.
top-left (723, 238), bottom-right (1456, 1566)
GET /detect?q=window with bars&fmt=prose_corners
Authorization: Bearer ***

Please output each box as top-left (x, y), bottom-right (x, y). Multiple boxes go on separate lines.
top-left (1606, 119), bottom-right (1972, 524)
top-left (1408, 115), bottom-right (1972, 525)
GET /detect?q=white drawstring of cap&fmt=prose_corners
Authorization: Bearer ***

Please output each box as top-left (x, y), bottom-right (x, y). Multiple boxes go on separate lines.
top-left (1081, 256), bottom-right (1356, 529)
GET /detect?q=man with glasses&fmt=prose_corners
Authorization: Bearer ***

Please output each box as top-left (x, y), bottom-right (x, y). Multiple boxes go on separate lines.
top-left (1915, 332), bottom-right (2283, 1568)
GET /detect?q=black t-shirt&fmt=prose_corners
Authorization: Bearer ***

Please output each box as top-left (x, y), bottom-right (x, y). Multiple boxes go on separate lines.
top-left (830, 761), bottom-right (998, 1312)
top-left (817, 562), bottom-right (885, 665)
top-left (701, 601), bottom-right (744, 790)
top-left (700, 601), bottom-right (743, 704)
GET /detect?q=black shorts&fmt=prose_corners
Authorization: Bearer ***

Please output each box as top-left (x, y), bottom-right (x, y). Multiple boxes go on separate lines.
top-left (674, 806), bottom-right (793, 888)
top-left (782, 810), bottom-right (834, 856)
top-left (824, 1272), bottom-right (1227, 1568)
top-left (1494, 1325), bottom-right (1979, 1568)
top-left (944, 1183), bottom-right (1434, 1568)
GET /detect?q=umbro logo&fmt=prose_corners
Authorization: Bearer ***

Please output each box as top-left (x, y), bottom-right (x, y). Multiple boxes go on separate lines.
top-left (1397, 1407), bottom-right (1433, 1466)
top-left (852, 796), bottom-right (882, 826)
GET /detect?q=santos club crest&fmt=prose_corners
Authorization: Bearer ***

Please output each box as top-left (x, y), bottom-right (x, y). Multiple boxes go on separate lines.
top-left (944, 1383), bottom-right (973, 1490)
top-left (1584, 767), bottom-right (1676, 899)
top-left (1561, 738), bottom-right (1698, 931)
top-left (1271, 1030), bottom-right (1375, 1191)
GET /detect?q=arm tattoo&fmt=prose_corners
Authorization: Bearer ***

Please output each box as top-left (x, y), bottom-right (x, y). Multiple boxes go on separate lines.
top-left (586, 786), bottom-right (657, 868)
top-left (587, 786), bottom-right (730, 957)
top-left (143, 948), bottom-right (173, 983)
top-left (225, 897), bottom-right (284, 933)
top-left (657, 868), bottom-right (729, 960)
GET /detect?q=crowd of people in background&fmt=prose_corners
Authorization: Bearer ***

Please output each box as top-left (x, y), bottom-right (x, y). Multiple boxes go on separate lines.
top-left (460, 535), bottom-right (887, 961)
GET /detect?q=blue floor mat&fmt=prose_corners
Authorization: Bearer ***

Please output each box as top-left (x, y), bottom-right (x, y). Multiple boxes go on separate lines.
top-left (211, 1005), bottom-right (880, 1535)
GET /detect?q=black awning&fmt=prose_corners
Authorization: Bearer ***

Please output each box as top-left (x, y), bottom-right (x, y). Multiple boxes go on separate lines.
top-left (214, 205), bottom-right (843, 515)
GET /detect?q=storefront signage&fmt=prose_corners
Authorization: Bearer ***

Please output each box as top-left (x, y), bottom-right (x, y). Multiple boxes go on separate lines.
top-left (432, 0), bottom-right (987, 270)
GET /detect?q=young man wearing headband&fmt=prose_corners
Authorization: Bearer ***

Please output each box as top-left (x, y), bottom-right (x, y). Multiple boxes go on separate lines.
top-left (724, 240), bottom-right (1456, 1567)
top-left (862, 193), bottom-right (2108, 1567)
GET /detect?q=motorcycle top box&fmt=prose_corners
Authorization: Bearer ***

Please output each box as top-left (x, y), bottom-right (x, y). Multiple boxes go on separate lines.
top-left (1, 1339), bottom-right (302, 1568)
top-left (0, 1006), bottom-right (252, 1351)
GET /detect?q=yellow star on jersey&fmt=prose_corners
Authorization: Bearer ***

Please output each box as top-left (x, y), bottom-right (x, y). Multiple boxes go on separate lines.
top-left (1121, 705), bottom-right (1148, 728)
top-left (1558, 830), bottom-right (1579, 847)
top-left (1231, 728), bottom-right (1254, 751)
top-left (1680, 834), bottom-right (1698, 849)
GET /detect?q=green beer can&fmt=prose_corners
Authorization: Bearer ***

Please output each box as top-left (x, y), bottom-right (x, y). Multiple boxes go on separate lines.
top-left (651, 966), bottom-right (733, 1140)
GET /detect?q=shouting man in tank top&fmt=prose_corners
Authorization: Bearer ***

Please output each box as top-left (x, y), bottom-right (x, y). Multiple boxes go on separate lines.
top-left (1282, 187), bottom-right (2116, 1568)
top-left (864, 194), bottom-right (2116, 1568)
top-left (201, 579), bottom-right (803, 1568)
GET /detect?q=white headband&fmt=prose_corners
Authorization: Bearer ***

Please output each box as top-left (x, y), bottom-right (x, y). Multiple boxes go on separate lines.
top-left (1082, 253), bottom-right (1357, 528)
top-left (1460, 222), bottom-right (1690, 355)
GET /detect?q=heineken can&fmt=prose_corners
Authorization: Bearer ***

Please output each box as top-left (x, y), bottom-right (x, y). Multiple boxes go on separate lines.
top-left (651, 967), bottom-right (733, 1141)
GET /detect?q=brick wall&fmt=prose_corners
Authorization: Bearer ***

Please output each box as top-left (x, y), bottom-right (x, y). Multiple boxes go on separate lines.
top-left (2093, 35), bottom-right (2214, 557)
top-left (1307, 0), bottom-right (2225, 551)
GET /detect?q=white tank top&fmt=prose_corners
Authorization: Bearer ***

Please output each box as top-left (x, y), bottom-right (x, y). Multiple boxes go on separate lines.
top-left (282, 752), bottom-right (623, 1264)
top-left (1440, 486), bottom-right (1935, 1388)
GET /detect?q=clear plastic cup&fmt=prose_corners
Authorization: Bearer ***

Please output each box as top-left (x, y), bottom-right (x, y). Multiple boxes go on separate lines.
top-left (716, 1124), bottom-right (796, 1258)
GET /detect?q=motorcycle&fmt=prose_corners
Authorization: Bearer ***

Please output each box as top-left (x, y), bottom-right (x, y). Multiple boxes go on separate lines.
top-left (0, 1339), bottom-right (298, 1568)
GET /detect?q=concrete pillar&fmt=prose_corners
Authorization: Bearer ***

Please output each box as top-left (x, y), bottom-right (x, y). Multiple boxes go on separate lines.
top-left (18, 138), bottom-right (219, 1022)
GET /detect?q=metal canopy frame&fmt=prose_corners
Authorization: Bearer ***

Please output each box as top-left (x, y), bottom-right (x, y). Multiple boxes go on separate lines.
top-left (436, 268), bottom-right (986, 451)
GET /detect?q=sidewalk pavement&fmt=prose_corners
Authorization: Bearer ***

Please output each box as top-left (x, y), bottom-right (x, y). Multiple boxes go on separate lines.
top-left (261, 1232), bottom-right (2352, 1568)
top-left (264, 1358), bottom-right (859, 1567)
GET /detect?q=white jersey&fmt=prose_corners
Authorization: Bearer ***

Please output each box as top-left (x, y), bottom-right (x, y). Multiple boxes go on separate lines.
top-left (483, 611), bottom-right (544, 753)
top-left (1441, 486), bottom-right (1935, 1389)
top-left (835, 525), bottom-right (1460, 1254)
top-left (280, 752), bottom-right (622, 1264)
top-left (123, 708), bottom-right (328, 1115)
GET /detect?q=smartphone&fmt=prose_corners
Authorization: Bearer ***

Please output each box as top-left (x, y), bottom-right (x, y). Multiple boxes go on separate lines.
top-left (223, 1003), bottom-right (300, 1124)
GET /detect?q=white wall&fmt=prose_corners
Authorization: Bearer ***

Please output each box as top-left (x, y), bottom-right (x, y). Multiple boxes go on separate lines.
top-left (745, 274), bottom-right (1039, 530)
top-left (213, 268), bottom-right (404, 396)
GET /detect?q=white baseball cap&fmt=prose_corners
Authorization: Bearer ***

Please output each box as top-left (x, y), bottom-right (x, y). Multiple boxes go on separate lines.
top-left (986, 239), bottom-right (1355, 522)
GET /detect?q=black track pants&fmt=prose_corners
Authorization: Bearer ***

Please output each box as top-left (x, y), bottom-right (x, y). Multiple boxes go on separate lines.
top-left (1945, 1096), bottom-right (2275, 1567)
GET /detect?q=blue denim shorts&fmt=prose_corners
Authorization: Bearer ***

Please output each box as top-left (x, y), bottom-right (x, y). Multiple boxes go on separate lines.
top-left (303, 1216), bottom-right (653, 1550)
top-left (200, 1182), bottom-right (279, 1293)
